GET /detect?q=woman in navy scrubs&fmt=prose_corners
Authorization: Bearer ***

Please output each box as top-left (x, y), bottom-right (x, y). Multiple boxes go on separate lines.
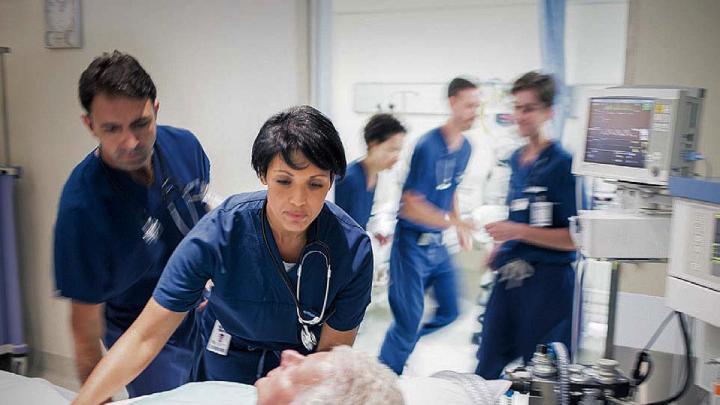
top-left (475, 72), bottom-right (578, 379)
top-left (335, 113), bottom-right (405, 235)
top-left (73, 106), bottom-right (374, 404)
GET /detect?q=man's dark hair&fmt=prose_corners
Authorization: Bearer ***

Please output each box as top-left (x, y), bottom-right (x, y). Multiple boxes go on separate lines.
top-left (252, 105), bottom-right (347, 179)
top-left (79, 50), bottom-right (157, 113)
top-left (511, 71), bottom-right (555, 107)
top-left (363, 113), bottom-right (406, 146)
top-left (447, 77), bottom-right (477, 98)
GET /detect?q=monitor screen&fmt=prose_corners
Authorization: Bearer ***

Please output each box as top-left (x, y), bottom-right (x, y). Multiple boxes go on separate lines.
top-left (584, 98), bottom-right (653, 168)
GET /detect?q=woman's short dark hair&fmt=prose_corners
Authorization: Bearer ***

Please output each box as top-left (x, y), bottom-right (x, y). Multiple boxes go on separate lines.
top-left (252, 105), bottom-right (347, 179)
top-left (364, 113), bottom-right (406, 146)
top-left (78, 50), bottom-right (157, 113)
top-left (511, 71), bottom-right (555, 108)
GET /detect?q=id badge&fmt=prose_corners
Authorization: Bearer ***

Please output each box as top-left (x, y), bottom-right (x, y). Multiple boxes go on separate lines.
top-left (530, 201), bottom-right (553, 227)
top-left (510, 198), bottom-right (529, 212)
top-left (206, 320), bottom-right (231, 356)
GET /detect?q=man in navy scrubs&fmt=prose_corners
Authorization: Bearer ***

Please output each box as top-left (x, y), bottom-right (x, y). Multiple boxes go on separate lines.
top-left (379, 77), bottom-right (478, 374)
top-left (475, 72), bottom-right (577, 379)
top-left (54, 51), bottom-right (211, 398)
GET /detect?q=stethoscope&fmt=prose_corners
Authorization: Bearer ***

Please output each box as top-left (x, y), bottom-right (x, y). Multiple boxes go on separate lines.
top-left (295, 249), bottom-right (332, 350)
top-left (259, 205), bottom-right (332, 351)
top-left (99, 145), bottom-right (207, 245)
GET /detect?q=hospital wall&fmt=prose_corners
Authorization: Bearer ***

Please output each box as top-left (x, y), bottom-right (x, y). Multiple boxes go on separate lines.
top-left (330, 0), bottom-right (628, 221)
top-left (626, 0), bottom-right (720, 181)
top-left (619, 0), bottom-right (720, 298)
top-left (331, 0), bottom-right (628, 162)
top-left (0, 0), bottom-right (309, 371)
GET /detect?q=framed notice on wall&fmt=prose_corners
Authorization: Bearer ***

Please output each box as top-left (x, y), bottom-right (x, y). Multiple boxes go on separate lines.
top-left (44, 0), bottom-right (82, 48)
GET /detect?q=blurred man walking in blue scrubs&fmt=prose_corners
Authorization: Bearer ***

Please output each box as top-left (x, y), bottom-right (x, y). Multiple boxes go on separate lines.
top-left (54, 51), bottom-right (211, 398)
top-left (475, 72), bottom-right (577, 379)
top-left (379, 77), bottom-right (478, 374)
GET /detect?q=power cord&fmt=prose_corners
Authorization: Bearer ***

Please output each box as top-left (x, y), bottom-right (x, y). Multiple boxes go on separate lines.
top-left (631, 311), bottom-right (675, 385)
top-left (633, 311), bottom-right (693, 405)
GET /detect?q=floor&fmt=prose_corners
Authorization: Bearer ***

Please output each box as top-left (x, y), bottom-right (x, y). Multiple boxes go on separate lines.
top-left (353, 249), bottom-right (486, 376)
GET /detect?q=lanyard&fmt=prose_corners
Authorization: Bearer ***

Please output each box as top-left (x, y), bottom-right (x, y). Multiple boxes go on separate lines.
top-left (99, 145), bottom-right (205, 244)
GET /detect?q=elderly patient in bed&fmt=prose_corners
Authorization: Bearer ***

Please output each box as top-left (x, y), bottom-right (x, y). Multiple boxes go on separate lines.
top-left (129, 345), bottom-right (403, 405)
top-left (4, 345), bottom-right (510, 405)
top-left (125, 346), bottom-right (510, 405)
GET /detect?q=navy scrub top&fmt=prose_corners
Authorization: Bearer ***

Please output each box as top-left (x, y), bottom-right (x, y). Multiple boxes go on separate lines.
top-left (399, 127), bottom-right (472, 232)
top-left (334, 160), bottom-right (375, 229)
top-left (152, 191), bottom-right (373, 353)
top-left (492, 141), bottom-right (577, 269)
top-left (54, 125), bottom-right (210, 344)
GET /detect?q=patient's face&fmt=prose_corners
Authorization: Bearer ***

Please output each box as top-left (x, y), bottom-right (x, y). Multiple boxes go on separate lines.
top-left (255, 350), bottom-right (333, 405)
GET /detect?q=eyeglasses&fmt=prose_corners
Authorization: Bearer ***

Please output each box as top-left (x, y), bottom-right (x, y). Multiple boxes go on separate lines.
top-left (513, 103), bottom-right (547, 114)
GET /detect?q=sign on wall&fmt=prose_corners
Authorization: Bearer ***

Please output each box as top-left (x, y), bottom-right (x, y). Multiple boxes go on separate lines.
top-left (44, 0), bottom-right (82, 49)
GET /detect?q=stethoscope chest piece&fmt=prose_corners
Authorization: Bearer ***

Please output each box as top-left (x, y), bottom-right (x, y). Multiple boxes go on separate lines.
top-left (300, 325), bottom-right (317, 351)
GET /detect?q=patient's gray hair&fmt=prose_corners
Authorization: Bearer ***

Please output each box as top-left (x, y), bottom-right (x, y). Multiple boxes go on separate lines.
top-left (293, 345), bottom-right (404, 405)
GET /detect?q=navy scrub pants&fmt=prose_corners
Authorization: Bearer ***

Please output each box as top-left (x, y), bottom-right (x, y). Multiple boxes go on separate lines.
top-left (474, 263), bottom-right (574, 379)
top-left (379, 226), bottom-right (460, 374)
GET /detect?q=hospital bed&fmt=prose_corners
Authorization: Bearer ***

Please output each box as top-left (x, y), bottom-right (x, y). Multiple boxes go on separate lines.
top-left (0, 370), bottom-right (76, 404)
top-left (0, 369), bottom-right (510, 405)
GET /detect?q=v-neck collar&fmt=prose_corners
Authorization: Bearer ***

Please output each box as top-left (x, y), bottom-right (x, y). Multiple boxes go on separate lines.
top-left (519, 140), bottom-right (556, 169)
top-left (259, 201), bottom-right (320, 276)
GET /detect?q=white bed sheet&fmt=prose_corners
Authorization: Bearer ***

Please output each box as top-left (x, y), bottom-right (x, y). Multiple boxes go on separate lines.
top-left (0, 369), bottom-right (509, 405)
top-left (114, 377), bottom-right (509, 405)
top-left (0, 370), bottom-right (75, 405)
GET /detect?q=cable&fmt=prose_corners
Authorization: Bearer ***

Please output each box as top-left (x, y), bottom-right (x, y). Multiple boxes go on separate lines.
top-left (570, 173), bottom-right (587, 362)
top-left (631, 351), bottom-right (654, 386)
top-left (571, 254), bottom-right (586, 362)
top-left (552, 342), bottom-right (570, 405)
top-left (630, 311), bottom-right (675, 386)
top-left (643, 312), bottom-right (676, 352)
top-left (644, 311), bottom-right (693, 405)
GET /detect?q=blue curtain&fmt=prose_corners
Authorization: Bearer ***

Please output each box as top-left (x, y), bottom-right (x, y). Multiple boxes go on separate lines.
top-left (0, 169), bottom-right (27, 370)
top-left (539, 0), bottom-right (567, 141)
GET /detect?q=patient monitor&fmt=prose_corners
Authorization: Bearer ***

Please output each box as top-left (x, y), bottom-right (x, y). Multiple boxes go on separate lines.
top-left (571, 86), bottom-right (705, 260)
top-left (573, 86), bottom-right (704, 185)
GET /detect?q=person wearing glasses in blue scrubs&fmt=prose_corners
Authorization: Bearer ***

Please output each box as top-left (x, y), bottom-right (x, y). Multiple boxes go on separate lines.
top-left (475, 72), bottom-right (577, 379)
top-left (335, 113), bottom-right (405, 240)
top-left (379, 77), bottom-right (478, 375)
top-left (72, 106), bottom-right (374, 405)
top-left (53, 51), bottom-right (212, 398)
